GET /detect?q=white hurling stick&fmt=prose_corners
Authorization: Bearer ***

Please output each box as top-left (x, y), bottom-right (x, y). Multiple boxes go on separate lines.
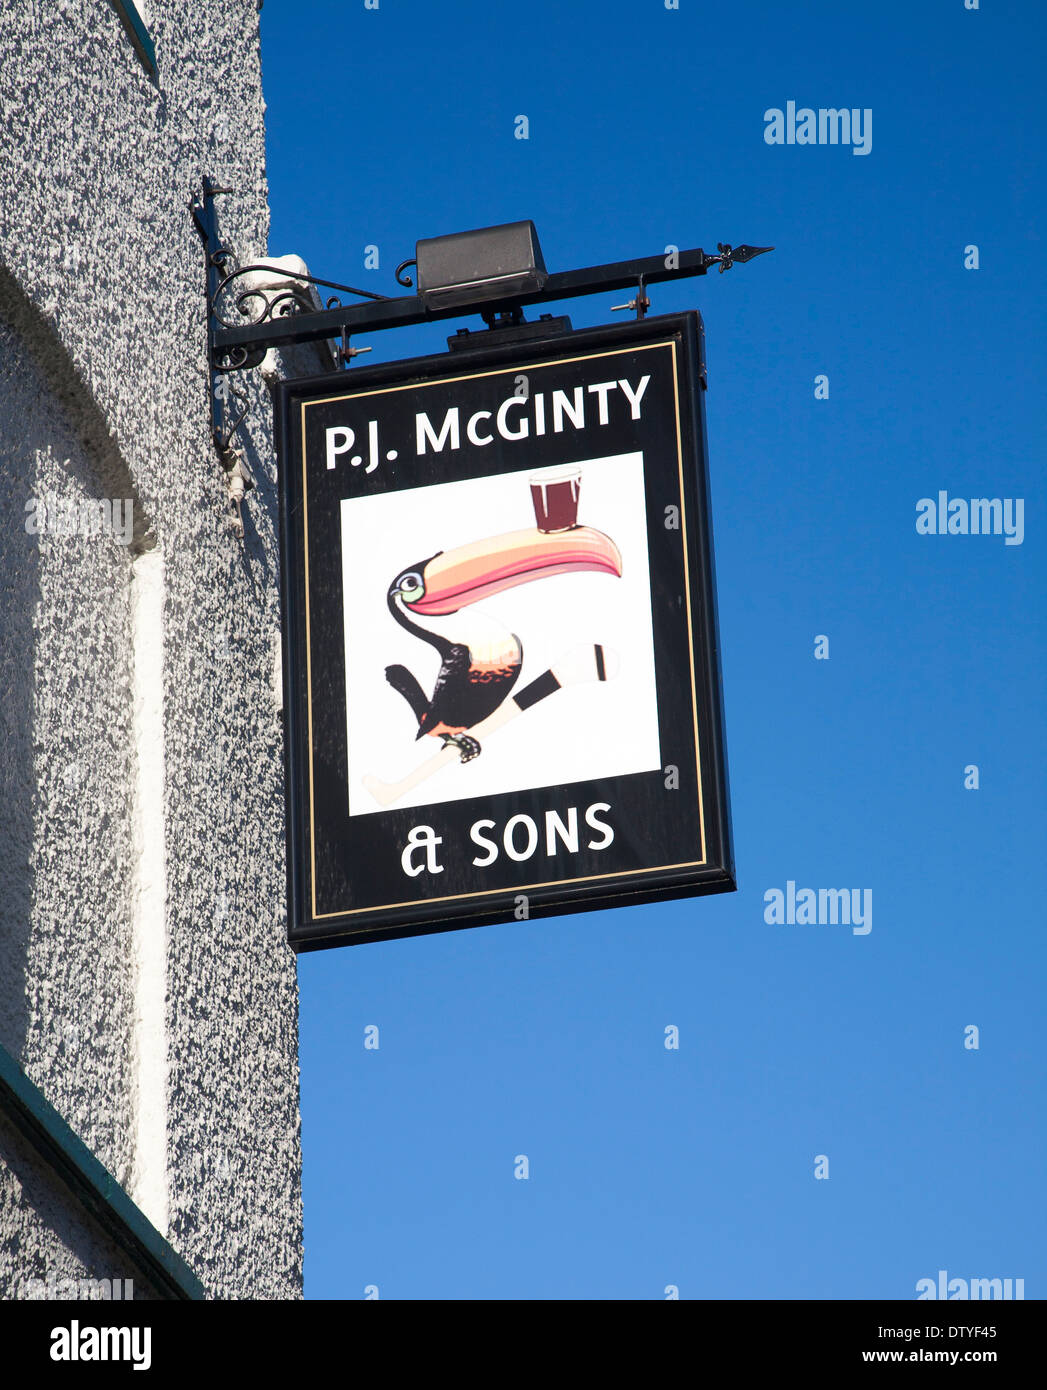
top-left (362, 642), bottom-right (620, 809)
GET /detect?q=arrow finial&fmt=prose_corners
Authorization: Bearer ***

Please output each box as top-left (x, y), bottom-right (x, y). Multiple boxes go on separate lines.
top-left (710, 243), bottom-right (775, 273)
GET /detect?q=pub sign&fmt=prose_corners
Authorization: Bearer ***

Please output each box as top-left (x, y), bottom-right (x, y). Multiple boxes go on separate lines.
top-left (276, 312), bottom-right (734, 950)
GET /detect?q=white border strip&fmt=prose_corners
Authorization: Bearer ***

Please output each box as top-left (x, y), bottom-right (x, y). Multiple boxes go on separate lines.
top-left (129, 549), bottom-right (168, 1234)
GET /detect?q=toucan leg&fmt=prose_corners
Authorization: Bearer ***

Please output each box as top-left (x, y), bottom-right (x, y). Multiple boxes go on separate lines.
top-left (441, 733), bottom-right (481, 763)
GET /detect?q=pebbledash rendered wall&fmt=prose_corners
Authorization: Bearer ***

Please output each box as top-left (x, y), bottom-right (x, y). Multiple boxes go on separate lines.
top-left (0, 2), bottom-right (305, 1297)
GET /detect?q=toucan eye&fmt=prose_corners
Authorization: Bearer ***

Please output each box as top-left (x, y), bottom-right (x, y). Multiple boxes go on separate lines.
top-left (398, 572), bottom-right (425, 601)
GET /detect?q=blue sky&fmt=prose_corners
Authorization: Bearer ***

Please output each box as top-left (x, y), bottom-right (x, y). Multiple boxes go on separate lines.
top-left (260, 0), bottom-right (1046, 1299)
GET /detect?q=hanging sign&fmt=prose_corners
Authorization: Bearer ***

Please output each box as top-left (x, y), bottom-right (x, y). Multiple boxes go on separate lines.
top-left (276, 312), bottom-right (734, 949)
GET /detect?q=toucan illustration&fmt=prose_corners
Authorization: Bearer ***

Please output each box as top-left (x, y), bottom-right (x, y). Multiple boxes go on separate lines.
top-left (386, 526), bottom-right (622, 761)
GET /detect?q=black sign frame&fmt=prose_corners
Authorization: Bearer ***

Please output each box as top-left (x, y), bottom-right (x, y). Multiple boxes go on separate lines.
top-left (276, 312), bottom-right (735, 951)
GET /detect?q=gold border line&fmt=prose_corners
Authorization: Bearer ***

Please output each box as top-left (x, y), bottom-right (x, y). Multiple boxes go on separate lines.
top-left (670, 340), bottom-right (707, 866)
top-left (299, 339), bottom-right (709, 920)
top-left (299, 400), bottom-right (319, 919)
top-left (314, 858), bottom-right (711, 924)
top-left (303, 342), bottom-right (673, 411)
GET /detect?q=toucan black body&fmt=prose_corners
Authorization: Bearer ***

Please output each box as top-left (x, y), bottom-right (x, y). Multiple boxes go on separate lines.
top-left (386, 560), bottom-right (522, 761)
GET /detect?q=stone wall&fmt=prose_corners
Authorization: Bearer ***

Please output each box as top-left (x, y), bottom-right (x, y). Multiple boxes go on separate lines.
top-left (0, 0), bottom-right (303, 1298)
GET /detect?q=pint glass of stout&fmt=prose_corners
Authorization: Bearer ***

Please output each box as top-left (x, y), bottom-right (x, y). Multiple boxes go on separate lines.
top-left (529, 464), bottom-right (582, 532)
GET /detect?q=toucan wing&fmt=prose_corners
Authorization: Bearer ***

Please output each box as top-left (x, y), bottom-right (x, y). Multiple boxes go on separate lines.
top-left (427, 644), bottom-right (472, 709)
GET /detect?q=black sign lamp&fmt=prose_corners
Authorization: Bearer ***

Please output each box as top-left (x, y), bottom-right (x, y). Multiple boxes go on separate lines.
top-left (410, 221), bottom-right (548, 312)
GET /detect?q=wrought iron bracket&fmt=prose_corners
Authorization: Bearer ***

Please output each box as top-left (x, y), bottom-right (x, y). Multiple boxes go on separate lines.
top-left (192, 173), bottom-right (771, 535)
top-left (191, 176), bottom-right (389, 534)
top-left (207, 236), bottom-right (774, 361)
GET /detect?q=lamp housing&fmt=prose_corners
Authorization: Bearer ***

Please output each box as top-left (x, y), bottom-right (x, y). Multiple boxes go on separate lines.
top-left (415, 221), bottom-right (548, 310)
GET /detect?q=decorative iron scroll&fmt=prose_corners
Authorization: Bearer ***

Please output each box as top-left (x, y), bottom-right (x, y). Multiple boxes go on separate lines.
top-left (209, 256), bottom-right (389, 345)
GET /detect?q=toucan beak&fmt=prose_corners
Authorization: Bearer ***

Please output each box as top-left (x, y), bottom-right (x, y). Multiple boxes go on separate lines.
top-left (405, 526), bottom-right (623, 616)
